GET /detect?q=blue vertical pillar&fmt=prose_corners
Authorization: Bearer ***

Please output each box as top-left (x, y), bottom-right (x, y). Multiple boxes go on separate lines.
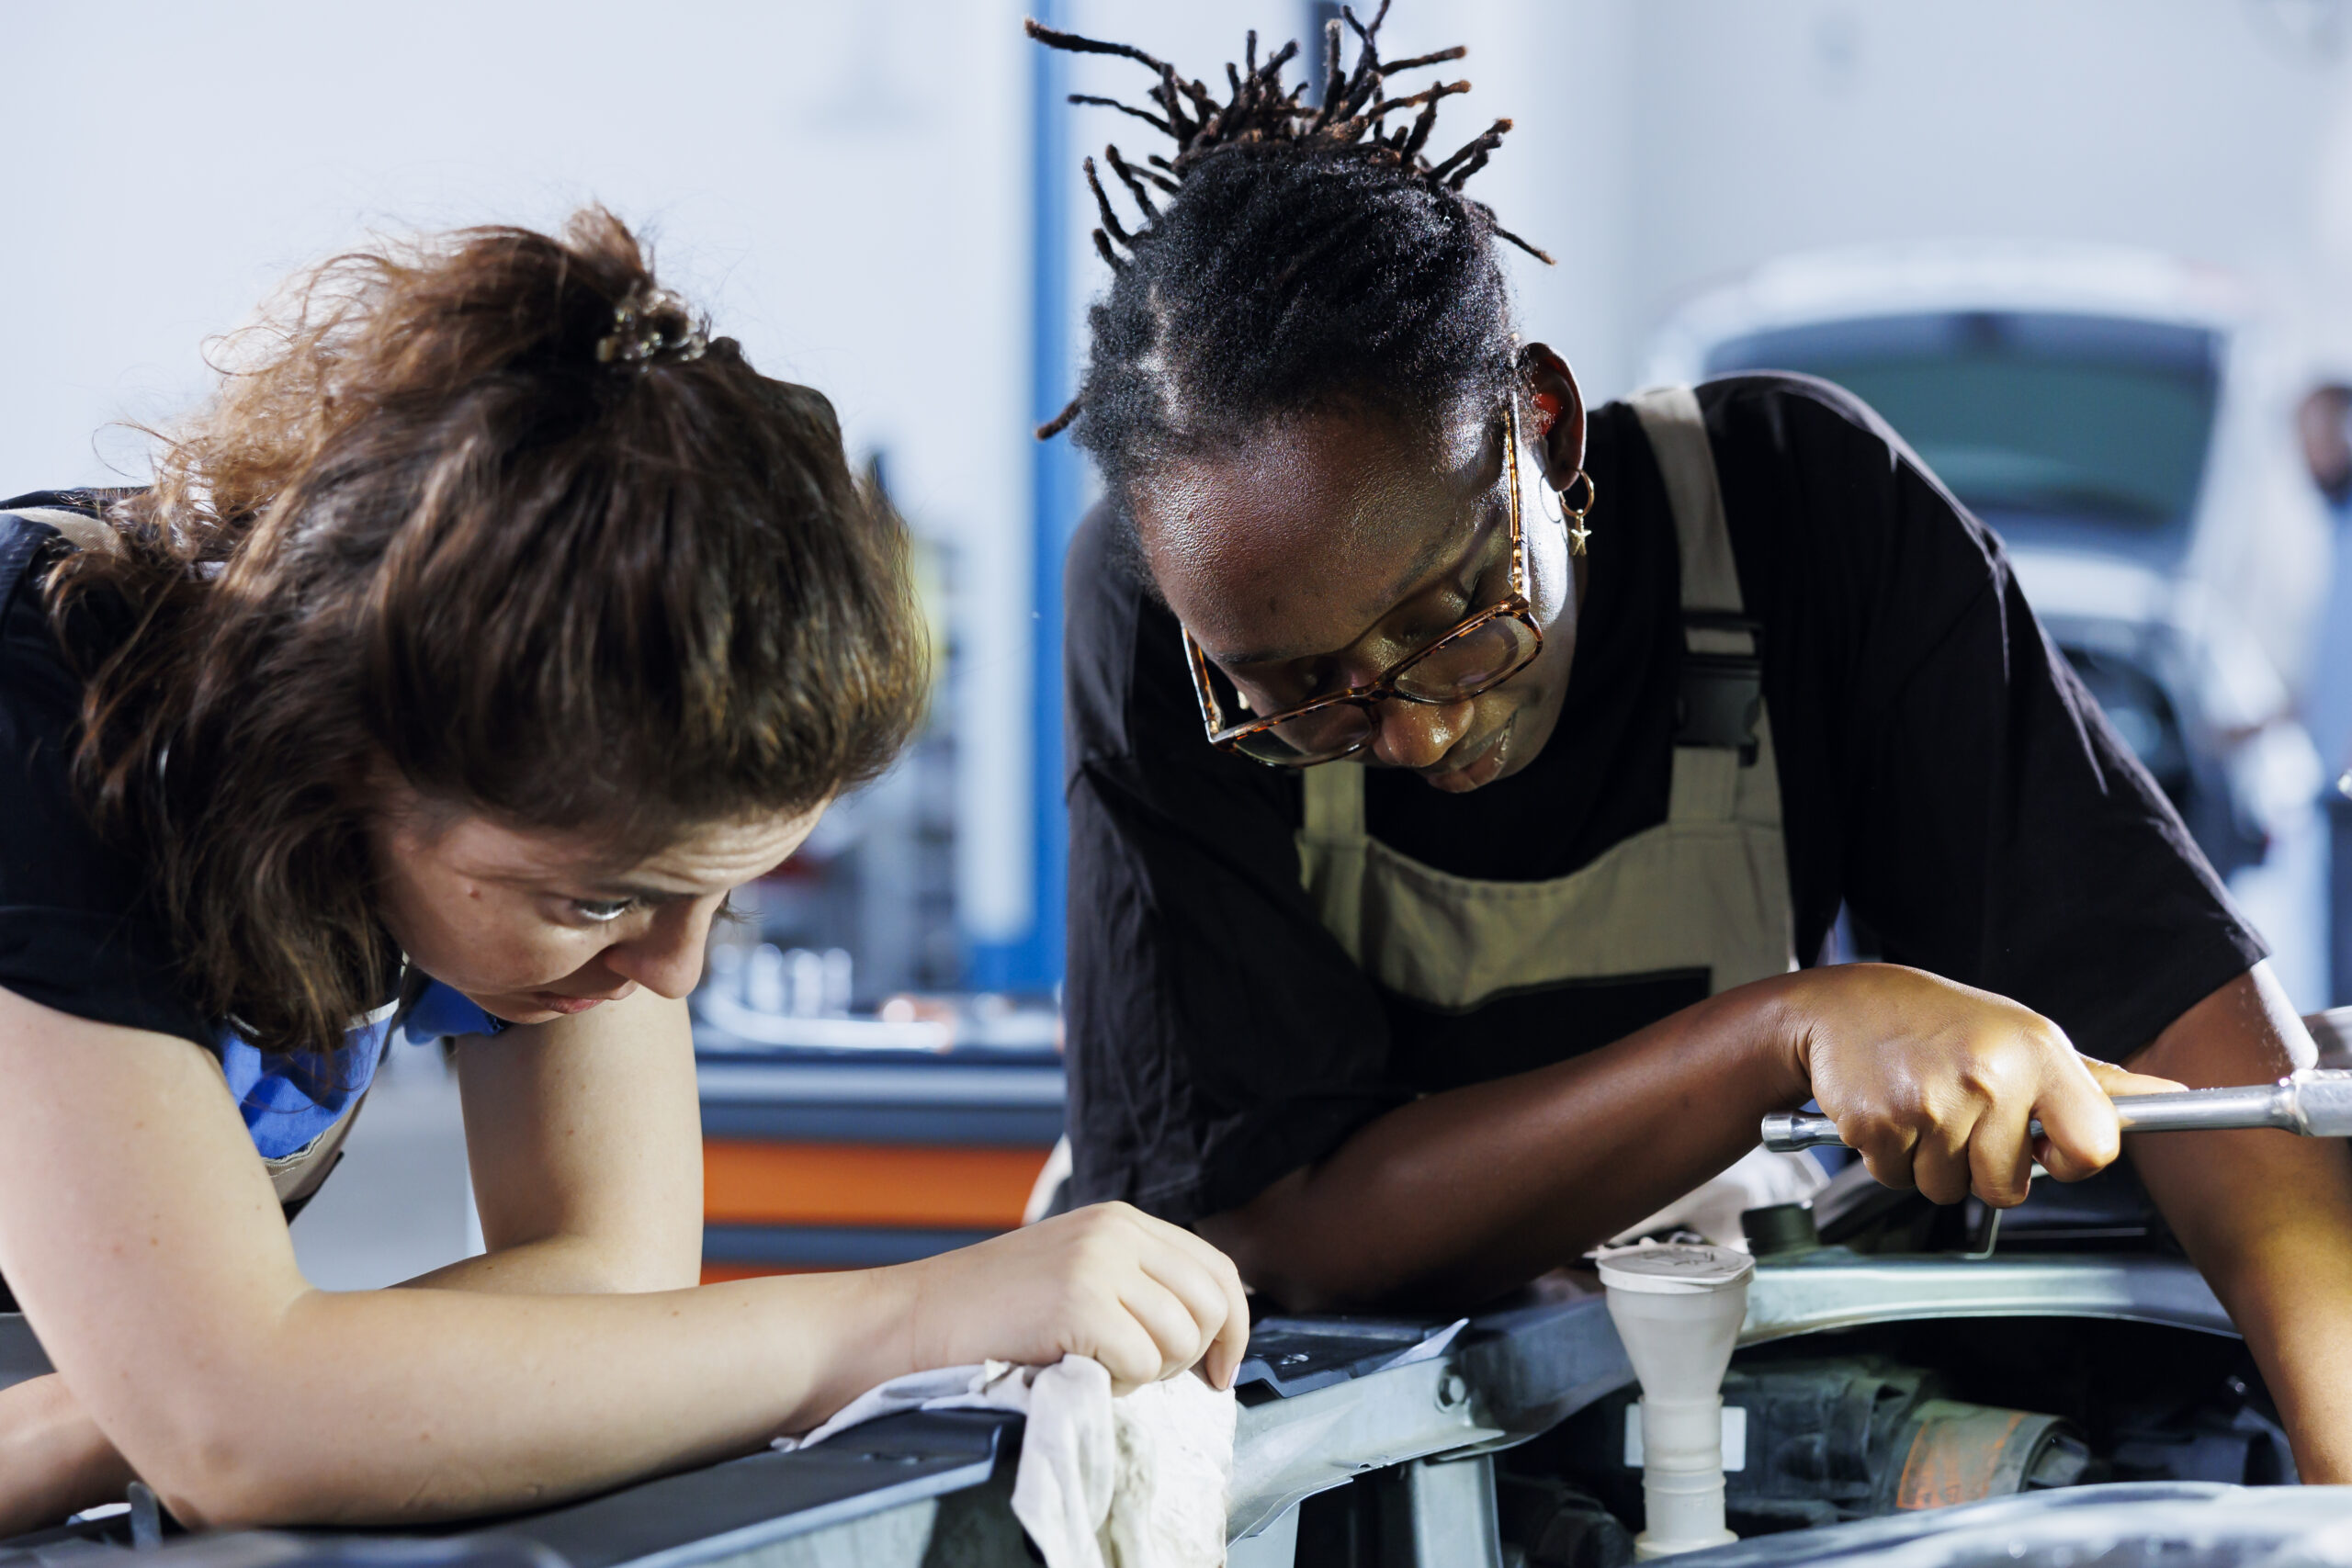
top-left (968, 0), bottom-right (1077, 994)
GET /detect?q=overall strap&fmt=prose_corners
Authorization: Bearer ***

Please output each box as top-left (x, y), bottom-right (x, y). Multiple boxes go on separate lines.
top-left (1301, 749), bottom-right (1367, 843)
top-left (0, 514), bottom-right (54, 608)
top-left (0, 502), bottom-right (119, 608)
top-left (1627, 387), bottom-right (1765, 824)
top-left (1628, 385), bottom-right (1743, 617)
top-left (5, 505), bottom-right (119, 558)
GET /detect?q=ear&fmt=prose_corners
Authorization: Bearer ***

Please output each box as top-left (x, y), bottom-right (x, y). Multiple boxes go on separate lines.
top-left (1518, 342), bottom-right (1587, 491)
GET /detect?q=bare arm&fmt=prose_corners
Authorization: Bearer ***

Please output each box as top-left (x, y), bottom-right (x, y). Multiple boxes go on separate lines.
top-left (1200, 963), bottom-right (2170, 1312)
top-left (405, 987), bottom-right (705, 1295)
top-left (2126, 963), bottom-right (2352, 1483)
top-left (0, 992), bottom-right (707, 1532)
top-left (0, 989), bottom-right (1248, 1530)
top-left (1200, 979), bottom-right (1799, 1309)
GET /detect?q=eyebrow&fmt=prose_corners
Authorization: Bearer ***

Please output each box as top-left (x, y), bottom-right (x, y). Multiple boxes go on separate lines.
top-left (472, 860), bottom-right (714, 905)
top-left (581, 884), bottom-right (698, 904)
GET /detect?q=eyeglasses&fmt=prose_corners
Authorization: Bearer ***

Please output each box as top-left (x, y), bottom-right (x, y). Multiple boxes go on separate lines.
top-left (1181, 400), bottom-right (1546, 769)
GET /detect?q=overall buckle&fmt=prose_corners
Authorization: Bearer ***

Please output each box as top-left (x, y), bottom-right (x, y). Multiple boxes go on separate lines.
top-left (1677, 613), bottom-right (1763, 765)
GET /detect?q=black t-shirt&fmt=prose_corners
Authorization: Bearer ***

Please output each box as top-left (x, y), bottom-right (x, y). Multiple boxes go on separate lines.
top-left (0, 492), bottom-right (205, 1316)
top-left (0, 493), bottom-right (212, 1050)
top-left (1061, 375), bottom-right (2267, 1226)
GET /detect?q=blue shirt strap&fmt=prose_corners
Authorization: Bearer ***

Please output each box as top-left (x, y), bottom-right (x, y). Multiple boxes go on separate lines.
top-left (217, 999), bottom-right (398, 1161)
top-left (402, 980), bottom-right (512, 1043)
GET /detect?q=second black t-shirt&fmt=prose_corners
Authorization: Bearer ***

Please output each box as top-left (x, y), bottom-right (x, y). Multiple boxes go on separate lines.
top-left (1061, 375), bottom-right (2267, 1225)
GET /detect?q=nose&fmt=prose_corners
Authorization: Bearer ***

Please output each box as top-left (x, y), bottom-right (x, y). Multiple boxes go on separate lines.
top-left (1367, 696), bottom-right (1473, 770)
top-left (602, 901), bottom-right (718, 1000)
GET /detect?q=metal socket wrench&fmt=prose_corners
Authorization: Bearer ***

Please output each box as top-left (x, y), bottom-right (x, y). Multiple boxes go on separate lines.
top-left (1761, 1069), bottom-right (2352, 1154)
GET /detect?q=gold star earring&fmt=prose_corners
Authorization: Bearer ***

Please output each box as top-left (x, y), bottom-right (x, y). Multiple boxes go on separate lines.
top-left (1557, 469), bottom-right (1597, 557)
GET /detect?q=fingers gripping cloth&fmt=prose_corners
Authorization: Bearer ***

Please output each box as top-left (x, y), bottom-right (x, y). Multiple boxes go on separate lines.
top-left (776, 1357), bottom-right (1237, 1568)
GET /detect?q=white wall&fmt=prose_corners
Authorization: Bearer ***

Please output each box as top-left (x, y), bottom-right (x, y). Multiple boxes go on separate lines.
top-left (15, 0), bottom-right (2352, 964)
top-left (1622, 1), bottom-right (2348, 374)
top-left (1049, 1), bottom-right (1642, 397)
top-left (1045, 3), bottom-right (2352, 395)
top-left (23, 0), bottom-right (2337, 505)
top-left (2, 0), bottom-right (1038, 945)
top-left (1054, 1), bottom-right (2352, 391)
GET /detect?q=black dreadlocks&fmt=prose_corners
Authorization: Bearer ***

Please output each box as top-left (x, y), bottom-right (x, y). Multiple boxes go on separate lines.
top-left (1028, 4), bottom-right (1551, 506)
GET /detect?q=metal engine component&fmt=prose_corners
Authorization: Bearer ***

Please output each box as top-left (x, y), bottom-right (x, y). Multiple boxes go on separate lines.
top-left (1887, 1400), bottom-right (2089, 1512)
top-left (1716, 1360), bottom-right (2086, 1529)
top-left (1513, 1358), bottom-right (2088, 1540)
top-left (1740, 1202), bottom-right (1822, 1258)
top-left (1495, 1476), bottom-right (1638, 1568)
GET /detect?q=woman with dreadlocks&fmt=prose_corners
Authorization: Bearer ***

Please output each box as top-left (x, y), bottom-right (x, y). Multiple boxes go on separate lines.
top-left (1037, 9), bottom-right (2352, 1476)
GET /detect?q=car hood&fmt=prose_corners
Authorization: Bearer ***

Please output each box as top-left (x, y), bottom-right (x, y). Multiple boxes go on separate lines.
top-left (2005, 546), bottom-right (2292, 736)
top-left (2003, 547), bottom-right (2173, 628)
top-left (1683, 1482), bottom-right (2352, 1568)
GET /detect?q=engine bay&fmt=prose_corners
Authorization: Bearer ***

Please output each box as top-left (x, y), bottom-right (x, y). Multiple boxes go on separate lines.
top-left (1272, 1153), bottom-right (2297, 1568)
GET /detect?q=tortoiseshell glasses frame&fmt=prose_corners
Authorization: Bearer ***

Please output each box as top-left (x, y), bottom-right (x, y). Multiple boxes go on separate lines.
top-left (1180, 400), bottom-right (1546, 769)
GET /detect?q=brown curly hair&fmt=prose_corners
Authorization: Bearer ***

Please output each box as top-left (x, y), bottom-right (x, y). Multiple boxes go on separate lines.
top-left (48, 209), bottom-right (927, 1055)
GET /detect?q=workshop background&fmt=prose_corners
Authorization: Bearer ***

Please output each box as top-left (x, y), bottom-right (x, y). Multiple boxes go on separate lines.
top-left (10, 0), bottom-right (2352, 1286)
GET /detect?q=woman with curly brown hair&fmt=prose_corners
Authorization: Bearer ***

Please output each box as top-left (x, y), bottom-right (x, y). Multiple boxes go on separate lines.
top-left (0, 210), bottom-right (1244, 1533)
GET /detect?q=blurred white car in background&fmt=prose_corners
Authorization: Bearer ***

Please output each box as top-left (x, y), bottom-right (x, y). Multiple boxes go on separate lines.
top-left (1646, 245), bottom-right (2333, 1006)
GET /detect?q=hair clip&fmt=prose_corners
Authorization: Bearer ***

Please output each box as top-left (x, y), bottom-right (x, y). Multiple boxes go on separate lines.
top-left (594, 284), bottom-right (708, 370)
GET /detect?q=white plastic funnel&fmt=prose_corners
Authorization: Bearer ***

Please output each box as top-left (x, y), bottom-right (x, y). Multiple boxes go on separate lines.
top-left (1600, 1243), bottom-right (1755, 1560)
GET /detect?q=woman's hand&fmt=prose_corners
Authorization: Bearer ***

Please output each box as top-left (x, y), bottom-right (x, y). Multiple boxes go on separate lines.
top-left (899, 1203), bottom-right (1250, 1396)
top-left (1780, 964), bottom-right (2183, 1207)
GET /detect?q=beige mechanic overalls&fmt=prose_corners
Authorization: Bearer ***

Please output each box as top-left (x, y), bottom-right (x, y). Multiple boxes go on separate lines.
top-left (1295, 386), bottom-right (1824, 1241)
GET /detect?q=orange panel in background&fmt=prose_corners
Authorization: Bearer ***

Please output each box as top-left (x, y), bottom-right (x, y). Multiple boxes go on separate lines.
top-left (704, 1140), bottom-right (1052, 1230)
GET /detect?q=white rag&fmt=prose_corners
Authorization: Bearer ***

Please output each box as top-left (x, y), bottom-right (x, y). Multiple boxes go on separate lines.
top-left (776, 1357), bottom-right (1237, 1568)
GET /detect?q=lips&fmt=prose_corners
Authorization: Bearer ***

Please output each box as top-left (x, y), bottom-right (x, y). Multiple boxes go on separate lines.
top-left (1420, 715), bottom-right (1515, 794)
top-left (534, 992), bottom-right (611, 1015)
